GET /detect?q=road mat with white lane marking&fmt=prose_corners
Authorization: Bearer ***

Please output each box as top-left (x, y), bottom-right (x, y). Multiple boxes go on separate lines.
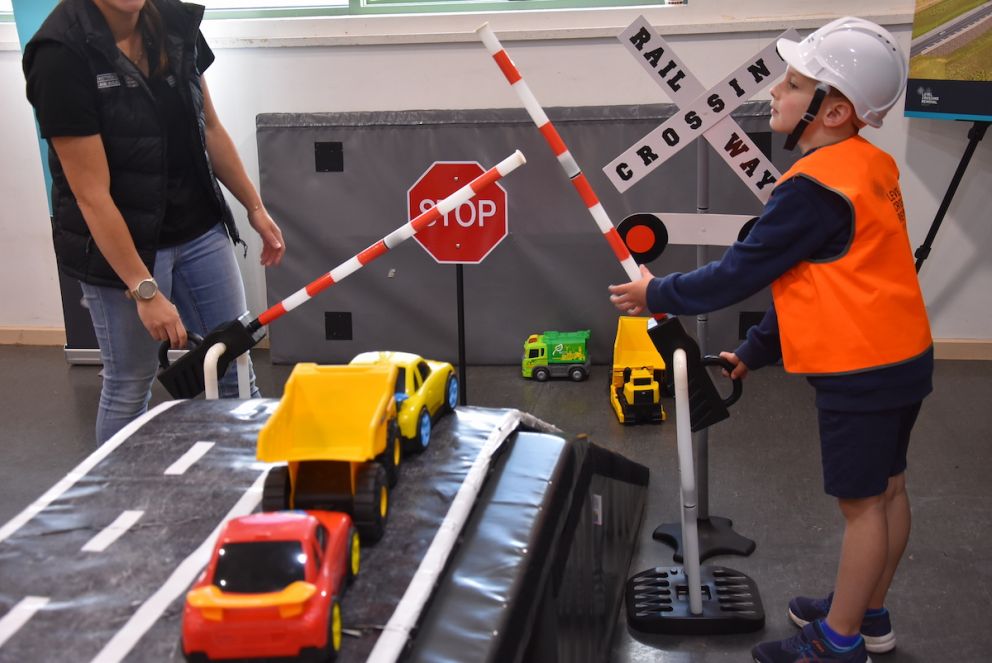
top-left (0, 401), bottom-right (557, 662)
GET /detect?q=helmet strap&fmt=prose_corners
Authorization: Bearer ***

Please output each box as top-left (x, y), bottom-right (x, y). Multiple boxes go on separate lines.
top-left (783, 83), bottom-right (831, 151)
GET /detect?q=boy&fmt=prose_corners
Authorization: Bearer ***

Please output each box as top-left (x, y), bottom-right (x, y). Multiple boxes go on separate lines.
top-left (608, 17), bottom-right (932, 663)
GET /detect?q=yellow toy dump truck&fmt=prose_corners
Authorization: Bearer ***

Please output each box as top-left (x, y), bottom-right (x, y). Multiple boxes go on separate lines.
top-left (609, 316), bottom-right (668, 425)
top-left (257, 363), bottom-right (403, 544)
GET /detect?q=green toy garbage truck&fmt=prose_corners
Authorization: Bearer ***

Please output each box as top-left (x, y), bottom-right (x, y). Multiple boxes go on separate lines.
top-left (522, 330), bottom-right (591, 381)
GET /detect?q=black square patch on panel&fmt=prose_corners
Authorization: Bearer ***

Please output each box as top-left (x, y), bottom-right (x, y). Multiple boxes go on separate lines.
top-left (747, 131), bottom-right (772, 160)
top-left (315, 141), bottom-right (343, 172)
top-left (738, 311), bottom-right (765, 340)
top-left (325, 312), bottom-right (353, 340)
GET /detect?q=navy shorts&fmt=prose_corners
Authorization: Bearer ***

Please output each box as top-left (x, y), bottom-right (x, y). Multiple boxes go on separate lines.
top-left (817, 402), bottom-right (922, 499)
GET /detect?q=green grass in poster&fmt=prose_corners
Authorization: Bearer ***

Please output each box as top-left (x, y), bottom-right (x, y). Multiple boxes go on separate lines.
top-left (910, 27), bottom-right (992, 80)
top-left (912, 0), bottom-right (987, 38)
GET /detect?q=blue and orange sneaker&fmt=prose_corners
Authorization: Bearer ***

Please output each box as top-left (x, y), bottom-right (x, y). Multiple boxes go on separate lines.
top-left (788, 593), bottom-right (895, 654)
top-left (752, 620), bottom-right (871, 662)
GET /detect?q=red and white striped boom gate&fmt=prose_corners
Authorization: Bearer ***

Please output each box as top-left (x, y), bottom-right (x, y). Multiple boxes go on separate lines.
top-left (157, 150), bottom-right (527, 399)
top-left (476, 23), bottom-right (642, 284)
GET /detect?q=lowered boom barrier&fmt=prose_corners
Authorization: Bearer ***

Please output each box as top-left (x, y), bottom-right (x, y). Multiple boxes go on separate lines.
top-left (157, 150), bottom-right (527, 399)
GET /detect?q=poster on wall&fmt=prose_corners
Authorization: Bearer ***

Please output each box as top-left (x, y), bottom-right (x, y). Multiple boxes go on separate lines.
top-left (904, 0), bottom-right (992, 121)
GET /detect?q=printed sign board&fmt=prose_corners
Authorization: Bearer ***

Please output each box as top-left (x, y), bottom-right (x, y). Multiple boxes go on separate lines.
top-left (613, 18), bottom-right (796, 203)
top-left (905, 0), bottom-right (992, 121)
top-left (604, 24), bottom-right (794, 195)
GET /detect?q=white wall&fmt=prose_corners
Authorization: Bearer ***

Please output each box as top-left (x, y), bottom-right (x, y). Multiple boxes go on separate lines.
top-left (1, 3), bottom-right (989, 342)
top-left (0, 45), bottom-right (62, 329)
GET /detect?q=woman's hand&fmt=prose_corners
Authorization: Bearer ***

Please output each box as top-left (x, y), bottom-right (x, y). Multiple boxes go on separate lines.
top-left (608, 264), bottom-right (654, 315)
top-left (248, 207), bottom-right (285, 267)
top-left (135, 295), bottom-right (187, 349)
top-left (719, 351), bottom-right (749, 380)
top-left (199, 78), bottom-right (286, 268)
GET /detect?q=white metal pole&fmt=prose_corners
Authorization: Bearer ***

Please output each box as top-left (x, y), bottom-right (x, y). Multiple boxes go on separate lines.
top-left (203, 342), bottom-right (226, 401)
top-left (674, 348), bottom-right (702, 614)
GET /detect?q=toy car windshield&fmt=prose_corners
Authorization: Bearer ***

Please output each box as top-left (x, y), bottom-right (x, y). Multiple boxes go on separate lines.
top-left (213, 541), bottom-right (306, 593)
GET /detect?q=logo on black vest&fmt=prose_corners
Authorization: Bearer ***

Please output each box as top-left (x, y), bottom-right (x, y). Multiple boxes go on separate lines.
top-left (96, 73), bottom-right (120, 89)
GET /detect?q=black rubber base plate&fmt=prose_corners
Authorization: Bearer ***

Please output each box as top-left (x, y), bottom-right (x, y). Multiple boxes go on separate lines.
top-left (653, 516), bottom-right (756, 563)
top-left (626, 565), bottom-right (765, 635)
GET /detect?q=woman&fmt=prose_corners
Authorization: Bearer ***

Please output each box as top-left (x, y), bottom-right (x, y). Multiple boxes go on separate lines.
top-left (24, 0), bottom-right (285, 443)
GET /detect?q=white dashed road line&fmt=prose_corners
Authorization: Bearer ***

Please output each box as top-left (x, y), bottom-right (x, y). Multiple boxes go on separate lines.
top-left (0, 596), bottom-right (49, 649)
top-left (89, 471), bottom-right (266, 663)
top-left (0, 401), bottom-right (180, 545)
top-left (81, 510), bottom-right (145, 553)
top-left (164, 441), bottom-right (215, 475)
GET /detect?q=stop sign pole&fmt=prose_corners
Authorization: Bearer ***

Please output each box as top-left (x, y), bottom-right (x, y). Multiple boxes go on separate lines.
top-left (409, 162), bottom-right (511, 405)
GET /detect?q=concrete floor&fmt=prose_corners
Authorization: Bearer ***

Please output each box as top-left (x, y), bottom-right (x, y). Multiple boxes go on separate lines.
top-left (2, 345), bottom-right (991, 661)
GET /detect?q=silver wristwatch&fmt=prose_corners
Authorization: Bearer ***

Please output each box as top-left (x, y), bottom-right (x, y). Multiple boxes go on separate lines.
top-left (131, 278), bottom-right (159, 301)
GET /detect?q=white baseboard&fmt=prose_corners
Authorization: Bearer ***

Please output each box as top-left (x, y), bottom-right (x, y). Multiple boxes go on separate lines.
top-left (0, 327), bottom-right (67, 346)
top-left (933, 339), bottom-right (992, 361)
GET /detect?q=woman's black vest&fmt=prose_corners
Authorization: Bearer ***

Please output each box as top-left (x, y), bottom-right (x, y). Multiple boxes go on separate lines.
top-left (23, 0), bottom-right (241, 288)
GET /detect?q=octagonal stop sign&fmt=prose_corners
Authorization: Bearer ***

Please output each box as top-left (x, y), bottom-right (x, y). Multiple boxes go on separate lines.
top-left (408, 161), bottom-right (508, 264)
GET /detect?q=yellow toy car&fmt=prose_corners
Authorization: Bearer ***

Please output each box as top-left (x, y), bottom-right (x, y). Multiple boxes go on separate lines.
top-left (349, 351), bottom-right (458, 453)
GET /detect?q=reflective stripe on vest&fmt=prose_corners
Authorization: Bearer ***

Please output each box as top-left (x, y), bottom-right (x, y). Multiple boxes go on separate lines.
top-left (771, 136), bottom-right (932, 375)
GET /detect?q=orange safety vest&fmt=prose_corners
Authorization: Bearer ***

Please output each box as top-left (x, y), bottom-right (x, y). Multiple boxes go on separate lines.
top-left (771, 136), bottom-right (932, 375)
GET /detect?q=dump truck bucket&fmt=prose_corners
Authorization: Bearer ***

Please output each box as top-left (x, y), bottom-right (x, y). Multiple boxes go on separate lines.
top-left (257, 363), bottom-right (397, 463)
top-left (612, 316), bottom-right (666, 378)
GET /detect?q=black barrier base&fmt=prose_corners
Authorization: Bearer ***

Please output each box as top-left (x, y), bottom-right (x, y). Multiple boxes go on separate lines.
top-left (652, 516), bottom-right (756, 563)
top-left (626, 565), bottom-right (764, 635)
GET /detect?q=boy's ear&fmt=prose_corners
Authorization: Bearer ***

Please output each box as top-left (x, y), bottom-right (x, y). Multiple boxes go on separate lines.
top-left (822, 98), bottom-right (857, 129)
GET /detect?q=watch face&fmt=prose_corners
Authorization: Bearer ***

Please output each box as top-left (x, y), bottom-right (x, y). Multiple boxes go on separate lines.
top-left (136, 279), bottom-right (158, 300)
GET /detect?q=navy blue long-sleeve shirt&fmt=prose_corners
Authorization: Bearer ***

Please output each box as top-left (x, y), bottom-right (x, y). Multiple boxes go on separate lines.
top-left (646, 175), bottom-right (932, 412)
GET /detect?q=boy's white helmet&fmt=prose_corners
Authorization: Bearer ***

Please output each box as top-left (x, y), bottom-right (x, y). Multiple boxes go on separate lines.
top-left (776, 17), bottom-right (907, 127)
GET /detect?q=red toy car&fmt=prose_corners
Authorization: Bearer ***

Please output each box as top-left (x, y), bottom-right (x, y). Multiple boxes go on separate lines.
top-left (181, 511), bottom-right (360, 662)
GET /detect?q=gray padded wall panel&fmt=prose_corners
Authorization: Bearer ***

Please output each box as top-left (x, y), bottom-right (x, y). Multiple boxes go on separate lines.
top-left (256, 103), bottom-right (794, 365)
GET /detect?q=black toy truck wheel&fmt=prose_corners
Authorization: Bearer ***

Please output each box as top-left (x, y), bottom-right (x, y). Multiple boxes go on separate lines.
top-left (655, 368), bottom-right (673, 397)
top-left (261, 466), bottom-right (289, 511)
top-left (353, 463), bottom-right (389, 544)
top-left (533, 367), bottom-right (551, 382)
top-left (376, 422), bottom-right (401, 488)
top-left (569, 366), bottom-right (587, 382)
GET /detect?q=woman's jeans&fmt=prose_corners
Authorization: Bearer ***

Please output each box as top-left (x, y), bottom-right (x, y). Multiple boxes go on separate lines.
top-left (80, 223), bottom-right (259, 443)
